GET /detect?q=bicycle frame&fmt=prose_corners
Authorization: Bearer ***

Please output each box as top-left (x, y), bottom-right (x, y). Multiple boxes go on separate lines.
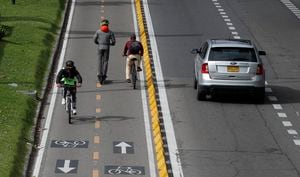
top-left (64, 87), bottom-right (73, 124)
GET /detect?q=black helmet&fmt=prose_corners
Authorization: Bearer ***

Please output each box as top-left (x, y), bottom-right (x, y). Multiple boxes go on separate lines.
top-left (66, 60), bottom-right (74, 68)
top-left (130, 33), bottom-right (136, 40)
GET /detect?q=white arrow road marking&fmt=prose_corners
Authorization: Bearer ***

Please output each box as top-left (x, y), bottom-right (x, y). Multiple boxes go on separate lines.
top-left (115, 142), bottom-right (132, 154)
top-left (58, 160), bottom-right (75, 173)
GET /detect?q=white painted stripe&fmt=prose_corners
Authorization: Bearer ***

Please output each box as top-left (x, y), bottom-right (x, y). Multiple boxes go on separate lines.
top-left (265, 87), bottom-right (272, 93)
top-left (273, 104), bottom-right (283, 110)
top-left (293, 139), bottom-right (300, 145)
top-left (287, 129), bottom-right (298, 135)
top-left (226, 23), bottom-right (233, 25)
top-left (216, 5), bottom-right (222, 8)
top-left (214, 2), bottom-right (220, 5)
top-left (265, 81), bottom-right (268, 85)
top-left (268, 96), bottom-right (278, 101)
top-left (32, 0), bottom-right (76, 176)
top-left (222, 15), bottom-right (229, 18)
top-left (220, 12), bottom-right (226, 15)
top-left (233, 36), bottom-right (241, 39)
top-left (224, 18), bottom-right (231, 22)
top-left (277, 112), bottom-right (287, 118)
top-left (282, 121), bottom-right (292, 126)
top-left (143, 0), bottom-right (184, 176)
top-left (218, 9), bottom-right (224, 11)
top-left (228, 26), bottom-right (236, 30)
top-left (231, 31), bottom-right (238, 35)
top-left (132, 1), bottom-right (157, 177)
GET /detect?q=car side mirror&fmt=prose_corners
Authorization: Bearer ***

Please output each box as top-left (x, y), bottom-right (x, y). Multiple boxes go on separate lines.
top-left (191, 48), bottom-right (200, 54)
top-left (258, 51), bottom-right (266, 56)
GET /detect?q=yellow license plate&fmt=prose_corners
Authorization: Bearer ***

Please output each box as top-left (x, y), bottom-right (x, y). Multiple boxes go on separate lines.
top-left (227, 66), bottom-right (239, 72)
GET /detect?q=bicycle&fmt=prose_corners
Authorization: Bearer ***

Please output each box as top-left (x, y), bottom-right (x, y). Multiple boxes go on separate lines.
top-left (130, 57), bottom-right (138, 89)
top-left (64, 86), bottom-right (73, 124)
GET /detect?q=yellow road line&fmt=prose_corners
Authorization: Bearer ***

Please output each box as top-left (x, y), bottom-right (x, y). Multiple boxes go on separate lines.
top-left (96, 108), bottom-right (101, 113)
top-left (134, 0), bottom-right (169, 177)
top-left (95, 120), bottom-right (101, 129)
top-left (93, 169), bottom-right (99, 177)
top-left (94, 136), bottom-right (100, 144)
top-left (96, 94), bottom-right (101, 100)
top-left (93, 152), bottom-right (100, 160)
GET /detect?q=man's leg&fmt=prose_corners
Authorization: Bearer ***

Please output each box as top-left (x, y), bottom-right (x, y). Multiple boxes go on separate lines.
top-left (97, 50), bottom-right (104, 82)
top-left (126, 56), bottom-right (132, 82)
top-left (102, 49), bottom-right (110, 80)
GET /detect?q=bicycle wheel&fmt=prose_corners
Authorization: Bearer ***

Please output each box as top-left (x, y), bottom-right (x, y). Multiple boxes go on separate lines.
top-left (131, 63), bottom-right (137, 89)
top-left (67, 97), bottom-right (72, 124)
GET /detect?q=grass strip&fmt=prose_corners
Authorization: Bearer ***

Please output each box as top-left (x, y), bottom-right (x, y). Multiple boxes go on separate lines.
top-left (0, 0), bottom-right (65, 176)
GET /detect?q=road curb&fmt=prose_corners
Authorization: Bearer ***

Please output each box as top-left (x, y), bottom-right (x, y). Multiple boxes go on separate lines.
top-left (134, 0), bottom-right (169, 177)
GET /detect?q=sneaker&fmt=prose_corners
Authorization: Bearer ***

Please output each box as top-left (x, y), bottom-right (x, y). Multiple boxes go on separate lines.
top-left (126, 79), bottom-right (131, 83)
top-left (72, 109), bottom-right (77, 115)
top-left (137, 67), bottom-right (142, 72)
top-left (61, 98), bottom-right (66, 105)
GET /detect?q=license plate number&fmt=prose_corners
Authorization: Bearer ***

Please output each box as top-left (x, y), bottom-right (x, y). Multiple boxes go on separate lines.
top-left (227, 66), bottom-right (239, 72)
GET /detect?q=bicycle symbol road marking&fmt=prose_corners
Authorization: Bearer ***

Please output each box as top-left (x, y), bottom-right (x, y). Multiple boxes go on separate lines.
top-left (105, 165), bottom-right (145, 175)
top-left (51, 140), bottom-right (89, 148)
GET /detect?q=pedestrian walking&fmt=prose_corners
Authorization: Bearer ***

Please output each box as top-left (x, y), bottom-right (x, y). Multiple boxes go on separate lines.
top-left (93, 18), bottom-right (116, 84)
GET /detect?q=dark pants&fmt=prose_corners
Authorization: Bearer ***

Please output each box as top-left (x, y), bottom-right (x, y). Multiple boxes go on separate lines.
top-left (97, 49), bottom-right (110, 78)
top-left (63, 86), bottom-right (76, 108)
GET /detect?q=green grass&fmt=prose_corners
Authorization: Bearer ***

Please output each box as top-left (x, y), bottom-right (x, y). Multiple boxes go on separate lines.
top-left (0, 0), bottom-right (65, 176)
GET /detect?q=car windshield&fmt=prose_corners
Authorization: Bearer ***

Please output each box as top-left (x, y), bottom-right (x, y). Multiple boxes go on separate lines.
top-left (209, 47), bottom-right (257, 62)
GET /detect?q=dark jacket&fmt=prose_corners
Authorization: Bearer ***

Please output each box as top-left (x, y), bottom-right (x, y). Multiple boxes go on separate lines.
top-left (123, 40), bottom-right (144, 56)
top-left (56, 67), bottom-right (82, 85)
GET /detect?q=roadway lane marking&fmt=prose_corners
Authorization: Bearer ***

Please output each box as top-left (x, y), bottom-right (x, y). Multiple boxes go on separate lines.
top-left (293, 140), bottom-right (300, 145)
top-left (212, 0), bottom-right (240, 39)
top-left (94, 136), bottom-right (100, 144)
top-left (96, 108), bottom-right (101, 113)
top-left (32, 0), bottom-right (77, 176)
top-left (95, 121), bottom-right (101, 129)
top-left (277, 112), bottom-right (287, 118)
top-left (265, 87), bottom-right (272, 93)
top-left (287, 129), bottom-right (298, 135)
top-left (140, 0), bottom-right (184, 176)
top-left (93, 152), bottom-right (100, 160)
top-left (268, 96), bottom-right (278, 101)
top-left (93, 169), bottom-right (99, 177)
top-left (280, 0), bottom-right (300, 19)
top-left (282, 121), bottom-right (292, 126)
top-left (273, 104), bottom-right (283, 110)
top-left (96, 94), bottom-right (101, 100)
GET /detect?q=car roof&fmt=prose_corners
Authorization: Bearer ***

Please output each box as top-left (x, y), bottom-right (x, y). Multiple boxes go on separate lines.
top-left (209, 39), bottom-right (254, 48)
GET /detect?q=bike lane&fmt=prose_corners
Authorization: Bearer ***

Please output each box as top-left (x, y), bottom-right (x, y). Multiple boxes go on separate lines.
top-left (31, 0), bottom-right (156, 176)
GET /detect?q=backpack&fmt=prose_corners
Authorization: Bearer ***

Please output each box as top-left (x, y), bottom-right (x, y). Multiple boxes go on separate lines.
top-left (129, 41), bottom-right (141, 54)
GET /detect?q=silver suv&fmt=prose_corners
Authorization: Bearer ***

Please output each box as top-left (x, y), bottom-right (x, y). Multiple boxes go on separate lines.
top-left (191, 39), bottom-right (266, 102)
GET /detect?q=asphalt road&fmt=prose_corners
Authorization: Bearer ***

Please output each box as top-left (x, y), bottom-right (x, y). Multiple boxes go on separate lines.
top-left (31, 0), bottom-right (300, 177)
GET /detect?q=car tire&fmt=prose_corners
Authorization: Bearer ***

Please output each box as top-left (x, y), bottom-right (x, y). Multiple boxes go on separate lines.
top-left (197, 85), bottom-right (206, 101)
top-left (193, 77), bottom-right (197, 90)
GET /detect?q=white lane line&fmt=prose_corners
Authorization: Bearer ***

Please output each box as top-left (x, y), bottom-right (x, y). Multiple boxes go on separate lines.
top-left (265, 87), bottom-right (272, 93)
top-left (32, 0), bottom-right (76, 176)
top-left (273, 104), bottom-right (283, 110)
top-left (287, 129), bottom-right (298, 135)
top-left (131, 1), bottom-right (156, 176)
top-left (293, 139), bottom-right (300, 145)
top-left (280, 0), bottom-right (300, 19)
top-left (268, 96), bottom-right (278, 101)
top-left (277, 112), bottom-right (287, 118)
top-left (282, 121), bottom-right (293, 126)
top-left (143, 0), bottom-right (184, 176)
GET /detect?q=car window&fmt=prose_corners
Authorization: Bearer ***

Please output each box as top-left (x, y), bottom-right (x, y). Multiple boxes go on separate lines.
top-left (209, 47), bottom-right (257, 62)
top-left (200, 42), bottom-right (208, 58)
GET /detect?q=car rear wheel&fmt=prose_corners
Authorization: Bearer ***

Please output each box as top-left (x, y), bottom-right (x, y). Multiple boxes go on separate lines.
top-left (197, 85), bottom-right (206, 101)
